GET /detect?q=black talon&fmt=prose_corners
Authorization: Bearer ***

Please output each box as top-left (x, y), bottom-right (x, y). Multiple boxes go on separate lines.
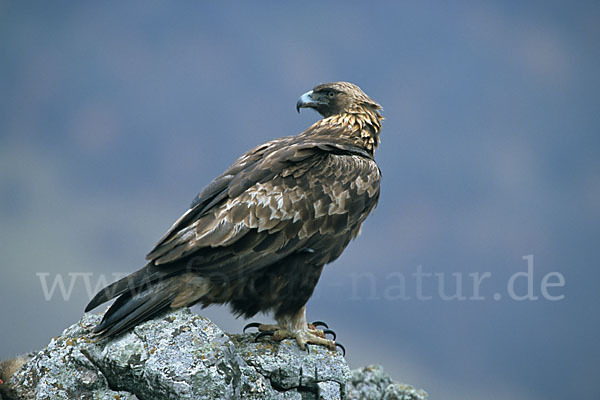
top-left (335, 342), bottom-right (346, 356)
top-left (243, 322), bottom-right (262, 333)
top-left (323, 329), bottom-right (337, 340)
top-left (310, 321), bottom-right (329, 329)
top-left (255, 330), bottom-right (275, 342)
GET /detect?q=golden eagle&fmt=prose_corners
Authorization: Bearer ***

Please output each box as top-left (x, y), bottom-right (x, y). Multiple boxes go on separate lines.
top-left (85, 82), bottom-right (384, 351)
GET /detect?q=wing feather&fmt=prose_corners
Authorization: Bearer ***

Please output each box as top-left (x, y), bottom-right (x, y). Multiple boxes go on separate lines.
top-left (145, 130), bottom-right (381, 280)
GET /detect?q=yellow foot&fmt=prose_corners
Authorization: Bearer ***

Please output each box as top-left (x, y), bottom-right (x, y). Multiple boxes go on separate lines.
top-left (243, 322), bottom-right (279, 333)
top-left (243, 320), bottom-right (345, 354)
top-left (275, 328), bottom-right (337, 351)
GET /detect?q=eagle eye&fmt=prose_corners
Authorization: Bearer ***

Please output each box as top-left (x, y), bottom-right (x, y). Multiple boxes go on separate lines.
top-left (327, 91), bottom-right (335, 98)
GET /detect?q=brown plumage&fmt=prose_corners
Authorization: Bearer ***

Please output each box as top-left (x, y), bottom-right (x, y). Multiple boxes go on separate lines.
top-left (85, 82), bottom-right (384, 347)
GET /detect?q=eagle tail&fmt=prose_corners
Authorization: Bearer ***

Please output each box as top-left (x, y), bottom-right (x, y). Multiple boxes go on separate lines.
top-left (85, 262), bottom-right (201, 338)
top-left (84, 263), bottom-right (179, 312)
top-left (90, 276), bottom-right (185, 337)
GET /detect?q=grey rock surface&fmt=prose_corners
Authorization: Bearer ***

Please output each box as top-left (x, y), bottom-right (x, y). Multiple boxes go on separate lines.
top-left (4, 308), bottom-right (426, 400)
top-left (346, 365), bottom-right (428, 400)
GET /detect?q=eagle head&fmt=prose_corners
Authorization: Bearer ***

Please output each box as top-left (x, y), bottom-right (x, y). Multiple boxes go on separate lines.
top-left (296, 81), bottom-right (382, 118)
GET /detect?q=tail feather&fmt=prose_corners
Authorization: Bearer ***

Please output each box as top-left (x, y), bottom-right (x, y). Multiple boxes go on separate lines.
top-left (92, 277), bottom-right (183, 337)
top-left (85, 263), bottom-right (177, 312)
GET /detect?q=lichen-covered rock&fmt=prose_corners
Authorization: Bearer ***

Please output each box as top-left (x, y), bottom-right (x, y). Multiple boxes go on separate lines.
top-left (4, 309), bottom-right (426, 400)
top-left (229, 334), bottom-right (348, 399)
top-left (346, 365), bottom-right (427, 400)
top-left (7, 309), bottom-right (347, 399)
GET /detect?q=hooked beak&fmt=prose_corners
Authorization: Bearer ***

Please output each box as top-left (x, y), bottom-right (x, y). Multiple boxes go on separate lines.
top-left (296, 90), bottom-right (324, 113)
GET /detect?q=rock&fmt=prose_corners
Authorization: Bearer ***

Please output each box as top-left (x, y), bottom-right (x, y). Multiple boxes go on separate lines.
top-left (3, 308), bottom-right (427, 400)
top-left (346, 365), bottom-right (427, 400)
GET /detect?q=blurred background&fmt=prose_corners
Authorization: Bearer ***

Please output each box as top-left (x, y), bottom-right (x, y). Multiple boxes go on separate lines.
top-left (1, 1), bottom-right (599, 399)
